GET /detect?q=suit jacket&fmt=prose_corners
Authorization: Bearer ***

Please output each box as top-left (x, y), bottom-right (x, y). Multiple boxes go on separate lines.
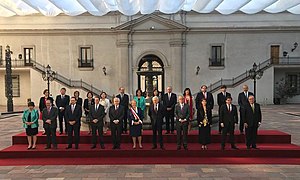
top-left (197, 105), bottom-right (212, 125)
top-left (217, 92), bottom-right (231, 107)
top-left (219, 104), bottom-right (238, 127)
top-left (238, 91), bottom-right (254, 110)
top-left (76, 97), bottom-right (83, 107)
top-left (109, 105), bottom-right (124, 125)
top-left (38, 96), bottom-right (54, 112)
top-left (116, 94), bottom-right (129, 108)
top-left (55, 94), bottom-right (70, 111)
top-left (89, 104), bottom-right (105, 127)
top-left (65, 104), bottom-right (82, 126)
top-left (83, 98), bottom-right (95, 115)
top-left (148, 102), bottom-right (166, 128)
top-left (195, 91), bottom-right (214, 110)
top-left (162, 93), bottom-right (177, 111)
top-left (174, 103), bottom-right (190, 123)
top-left (42, 106), bottom-right (58, 129)
top-left (22, 109), bottom-right (39, 129)
top-left (244, 103), bottom-right (262, 128)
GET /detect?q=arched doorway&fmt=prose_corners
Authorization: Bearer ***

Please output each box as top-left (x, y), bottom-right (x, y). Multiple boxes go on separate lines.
top-left (137, 55), bottom-right (164, 96)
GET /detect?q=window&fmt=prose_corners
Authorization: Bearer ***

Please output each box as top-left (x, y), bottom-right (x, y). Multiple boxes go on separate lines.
top-left (79, 46), bottom-right (93, 67)
top-left (287, 74), bottom-right (298, 94)
top-left (23, 46), bottom-right (34, 65)
top-left (5, 75), bottom-right (20, 97)
top-left (209, 45), bottom-right (225, 67)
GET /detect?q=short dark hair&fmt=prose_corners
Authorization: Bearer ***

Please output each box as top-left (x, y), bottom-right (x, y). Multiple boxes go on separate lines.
top-left (226, 96), bottom-right (232, 100)
top-left (86, 91), bottom-right (93, 97)
top-left (94, 95), bottom-right (100, 99)
top-left (71, 96), bottom-right (76, 100)
top-left (201, 85), bottom-right (208, 89)
top-left (220, 85), bottom-right (227, 89)
top-left (43, 89), bottom-right (48, 95)
top-left (136, 89), bottom-right (143, 96)
top-left (28, 101), bottom-right (35, 107)
top-left (61, 87), bottom-right (66, 91)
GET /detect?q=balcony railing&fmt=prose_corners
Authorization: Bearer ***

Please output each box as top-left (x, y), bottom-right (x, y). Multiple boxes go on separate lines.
top-left (209, 58), bottom-right (225, 67)
top-left (78, 59), bottom-right (93, 68)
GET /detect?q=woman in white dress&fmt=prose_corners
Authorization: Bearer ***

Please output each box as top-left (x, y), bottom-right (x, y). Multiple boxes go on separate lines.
top-left (100, 91), bottom-right (111, 134)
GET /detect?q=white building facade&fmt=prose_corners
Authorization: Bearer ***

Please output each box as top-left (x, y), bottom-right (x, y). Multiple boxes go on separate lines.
top-left (0, 12), bottom-right (300, 106)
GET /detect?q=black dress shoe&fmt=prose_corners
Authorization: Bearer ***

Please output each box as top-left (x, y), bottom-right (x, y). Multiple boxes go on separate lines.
top-left (184, 147), bottom-right (188, 151)
top-left (160, 146), bottom-right (165, 150)
top-left (45, 146), bottom-right (51, 149)
top-left (116, 146), bottom-right (121, 149)
top-left (231, 146), bottom-right (239, 150)
top-left (221, 146), bottom-right (225, 150)
top-left (247, 146), bottom-right (251, 150)
top-left (75, 146), bottom-right (79, 149)
top-left (252, 146), bottom-right (259, 150)
top-left (66, 145), bottom-right (72, 149)
top-left (171, 131), bottom-right (175, 134)
top-left (112, 146), bottom-right (116, 149)
top-left (177, 146), bottom-right (181, 150)
top-left (53, 146), bottom-right (58, 149)
top-left (152, 146), bottom-right (157, 149)
top-left (27, 146), bottom-right (32, 150)
top-left (101, 145), bottom-right (105, 149)
top-left (91, 145), bottom-right (96, 149)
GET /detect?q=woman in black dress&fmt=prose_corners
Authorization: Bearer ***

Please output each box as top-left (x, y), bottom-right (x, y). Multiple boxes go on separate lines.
top-left (83, 91), bottom-right (94, 134)
top-left (128, 99), bottom-right (144, 149)
top-left (22, 102), bottom-right (39, 150)
top-left (197, 98), bottom-right (212, 150)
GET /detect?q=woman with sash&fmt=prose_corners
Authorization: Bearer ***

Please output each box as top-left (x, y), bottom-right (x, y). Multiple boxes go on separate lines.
top-left (128, 99), bottom-right (144, 149)
top-left (183, 88), bottom-right (195, 132)
top-left (197, 98), bottom-right (212, 150)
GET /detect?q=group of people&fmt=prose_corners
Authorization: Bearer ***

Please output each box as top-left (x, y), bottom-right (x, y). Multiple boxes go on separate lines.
top-left (22, 84), bottom-right (262, 151)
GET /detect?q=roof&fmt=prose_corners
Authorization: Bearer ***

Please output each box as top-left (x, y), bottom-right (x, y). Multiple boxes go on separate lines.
top-left (0, 0), bottom-right (299, 17)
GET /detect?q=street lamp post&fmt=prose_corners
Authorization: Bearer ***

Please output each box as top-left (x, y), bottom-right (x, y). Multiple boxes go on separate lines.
top-left (5, 45), bottom-right (14, 112)
top-left (249, 63), bottom-right (264, 97)
top-left (42, 65), bottom-right (55, 95)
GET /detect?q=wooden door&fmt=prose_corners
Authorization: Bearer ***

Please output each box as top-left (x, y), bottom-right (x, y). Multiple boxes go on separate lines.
top-left (270, 45), bottom-right (280, 64)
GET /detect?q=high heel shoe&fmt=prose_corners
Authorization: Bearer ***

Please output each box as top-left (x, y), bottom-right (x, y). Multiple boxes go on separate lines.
top-left (27, 146), bottom-right (32, 150)
top-left (201, 145), bottom-right (204, 150)
top-left (205, 146), bottom-right (208, 150)
top-left (31, 146), bottom-right (36, 150)
top-left (139, 145), bottom-right (143, 149)
top-left (133, 145), bottom-right (136, 149)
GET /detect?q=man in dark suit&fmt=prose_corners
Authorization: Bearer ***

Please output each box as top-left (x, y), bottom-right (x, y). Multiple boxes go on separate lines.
top-left (55, 87), bottom-right (70, 135)
top-left (195, 85), bottom-right (214, 110)
top-left (220, 96), bottom-right (239, 150)
top-left (65, 97), bottom-right (82, 149)
top-left (149, 96), bottom-right (166, 150)
top-left (116, 87), bottom-right (129, 134)
top-left (109, 97), bottom-right (124, 149)
top-left (244, 95), bottom-right (262, 149)
top-left (175, 95), bottom-right (190, 150)
top-left (89, 95), bottom-right (105, 149)
top-left (217, 85), bottom-right (231, 134)
top-left (238, 85), bottom-right (254, 134)
top-left (162, 86), bottom-right (177, 134)
top-left (42, 99), bottom-right (58, 149)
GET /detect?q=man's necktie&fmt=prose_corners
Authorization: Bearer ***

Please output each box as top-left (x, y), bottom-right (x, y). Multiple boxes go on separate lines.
top-left (252, 104), bottom-right (255, 113)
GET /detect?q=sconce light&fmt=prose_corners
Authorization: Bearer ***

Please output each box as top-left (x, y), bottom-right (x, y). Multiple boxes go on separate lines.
top-left (283, 51), bottom-right (288, 57)
top-left (196, 66), bottom-right (200, 75)
top-left (18, 54), bottom-right (22, 60)
top-left (291, 42), bottom-right (298, 52)
top-left (150, 26), bottom-right (155, 30)
top-left (102, 66), bottom-right (107, 76)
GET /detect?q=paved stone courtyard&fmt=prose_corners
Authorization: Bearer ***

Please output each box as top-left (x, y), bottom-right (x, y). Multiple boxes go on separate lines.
top-left (0, 104), bottom-right (299, 179)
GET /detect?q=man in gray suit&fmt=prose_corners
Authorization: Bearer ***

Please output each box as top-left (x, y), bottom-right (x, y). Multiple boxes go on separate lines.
top-left (42, 99), bottom-right (58, 149)
top-left (89, 95), bottom-right (105, 149)
top-left (175, 95), bottom-right (190, 150)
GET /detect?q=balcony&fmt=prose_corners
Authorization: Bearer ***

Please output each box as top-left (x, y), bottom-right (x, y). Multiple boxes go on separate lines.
top-left (78, 59), bottom-right (94, 70)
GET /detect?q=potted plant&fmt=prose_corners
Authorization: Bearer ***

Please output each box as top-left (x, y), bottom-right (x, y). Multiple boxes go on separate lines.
top-left (274, 78), bottom-right (297, 104)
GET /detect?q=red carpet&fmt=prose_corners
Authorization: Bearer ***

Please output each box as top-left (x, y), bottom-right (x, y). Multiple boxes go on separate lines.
top-left (12, 130), bottom-right (292, 144)
top-left (1, 130), bottom-right (300, 165)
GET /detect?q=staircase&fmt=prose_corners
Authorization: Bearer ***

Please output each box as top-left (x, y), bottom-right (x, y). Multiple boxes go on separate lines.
top-left (1, 59), bottom-right (109, 98)
top-left (208, 58), bottom-right (272, 93)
